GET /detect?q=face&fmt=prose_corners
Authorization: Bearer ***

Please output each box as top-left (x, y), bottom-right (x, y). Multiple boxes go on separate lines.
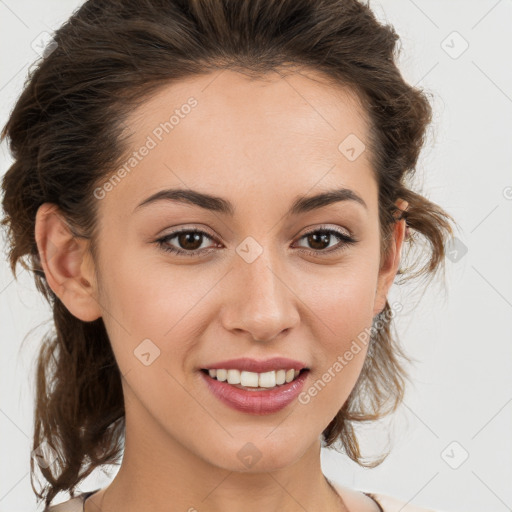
top-left (36, 69), bottom-right (405, 475)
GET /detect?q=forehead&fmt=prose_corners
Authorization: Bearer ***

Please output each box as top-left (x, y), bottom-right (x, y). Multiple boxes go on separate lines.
top-left (101, 69), bottom-right (376, 217)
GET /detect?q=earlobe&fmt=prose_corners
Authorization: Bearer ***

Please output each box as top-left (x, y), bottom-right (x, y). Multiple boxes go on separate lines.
top-left (34, 203), bottom-right (102, 322)
top-left (373, 199), bottom-right (408, 316)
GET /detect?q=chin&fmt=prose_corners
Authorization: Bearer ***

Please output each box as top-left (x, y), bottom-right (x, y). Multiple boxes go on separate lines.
top-left (198, 434), bottom-right (312, 473)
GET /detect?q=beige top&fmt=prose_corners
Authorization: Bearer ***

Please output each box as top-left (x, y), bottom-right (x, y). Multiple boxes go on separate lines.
top-left (44, 484), bottom-right (451, 512)
top-left (330, 481), bottom-right (450, 512)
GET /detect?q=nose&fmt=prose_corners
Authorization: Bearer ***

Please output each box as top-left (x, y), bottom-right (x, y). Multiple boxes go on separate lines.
top-left (219, 246), bottom-right (300, 342)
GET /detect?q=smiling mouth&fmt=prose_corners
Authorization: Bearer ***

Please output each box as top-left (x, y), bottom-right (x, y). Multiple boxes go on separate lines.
top-left (200, 368), bottom-right (309, 390)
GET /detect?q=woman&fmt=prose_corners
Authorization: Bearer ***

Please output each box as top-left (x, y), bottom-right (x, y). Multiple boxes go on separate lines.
top-left (1, 0), bottom-right (457, 511)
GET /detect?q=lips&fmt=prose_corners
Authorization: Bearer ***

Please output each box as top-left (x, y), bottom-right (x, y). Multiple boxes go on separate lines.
top-left (200, 357), bottom-right (309, 373)
top-left (200, 368), bottom-right (310, 414)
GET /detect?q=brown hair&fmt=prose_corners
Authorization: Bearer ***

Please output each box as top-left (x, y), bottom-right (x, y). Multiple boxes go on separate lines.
top-left (1, 0), bottom-right (455, 507)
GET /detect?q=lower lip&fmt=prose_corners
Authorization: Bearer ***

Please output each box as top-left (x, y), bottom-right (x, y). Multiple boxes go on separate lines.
top-left (200, 370), bottom-right (309, 415)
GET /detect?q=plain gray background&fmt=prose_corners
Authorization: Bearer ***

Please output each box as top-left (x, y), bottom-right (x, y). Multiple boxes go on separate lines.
top-left (1, 1), bottom-right (511, 511)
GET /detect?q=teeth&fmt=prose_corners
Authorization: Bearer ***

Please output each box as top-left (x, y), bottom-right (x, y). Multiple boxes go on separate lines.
top-left (227, 369), bottom-right (241, 384)
top-left (276, 369), bottom-right (286, 385)
top-left (241, 371), bottom-right (259, 387)
top-left (216, 369), bottom-right (227, 381)
top-left (258, 371), bottom-right (276, 388)
top-left (206, 368), bottom-right (304, 388)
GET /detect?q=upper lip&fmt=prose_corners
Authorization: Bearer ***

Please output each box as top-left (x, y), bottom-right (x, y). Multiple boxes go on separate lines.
top-left (201, 357), bottom-right (309, 373)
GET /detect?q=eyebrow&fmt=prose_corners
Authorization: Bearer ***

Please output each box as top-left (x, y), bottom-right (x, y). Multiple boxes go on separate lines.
top-left (133, 187), bottom-right (367, 216)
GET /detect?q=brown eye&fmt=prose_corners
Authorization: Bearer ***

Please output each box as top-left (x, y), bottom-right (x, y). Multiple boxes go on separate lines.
top-left (156, 229), bottom-right (219, 257)
top-left (176, 232), bottom-right (204, 251)
top-left (295, 228), bottom-right (357, 255)
top-left (305, 231), bottom-right (331, 250)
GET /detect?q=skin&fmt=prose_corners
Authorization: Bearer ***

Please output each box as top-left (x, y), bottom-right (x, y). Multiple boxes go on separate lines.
top-left (35, 69), bottom-right (407, 512)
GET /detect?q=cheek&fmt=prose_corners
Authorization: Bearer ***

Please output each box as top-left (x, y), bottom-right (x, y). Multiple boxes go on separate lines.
top-left (304, 254), bottom-right (379, 335)
top-left (98, 250), bottom-right (219, 370)
top-left (299, 257), bottom-right (379, 405)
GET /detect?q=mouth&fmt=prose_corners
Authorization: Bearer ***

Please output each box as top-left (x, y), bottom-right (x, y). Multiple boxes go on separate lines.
top-left (199, 367), bottom-right (310, 414)
top-left (200, 368), bottom-right (309, 391)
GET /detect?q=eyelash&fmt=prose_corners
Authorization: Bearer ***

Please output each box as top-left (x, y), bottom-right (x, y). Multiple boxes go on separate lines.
top-left (155, 226), bottom-right (357, 258)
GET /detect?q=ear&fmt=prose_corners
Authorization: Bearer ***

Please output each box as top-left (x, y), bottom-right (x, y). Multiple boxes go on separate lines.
top-left (373, 199), bottom-right (408, 316)
top-left (34, 203), bottom-right (102, 322)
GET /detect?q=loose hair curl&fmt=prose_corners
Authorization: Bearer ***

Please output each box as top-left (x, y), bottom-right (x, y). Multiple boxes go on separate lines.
top-left (1, 0), bottom-right (455, 507)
